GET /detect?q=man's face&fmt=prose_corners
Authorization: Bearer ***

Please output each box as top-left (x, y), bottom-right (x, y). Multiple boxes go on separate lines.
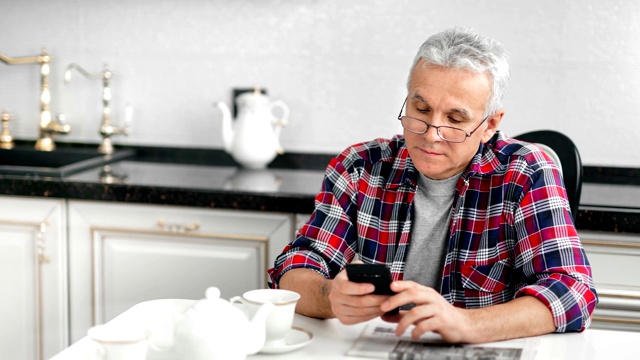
top-left (404, 60), bottom-right (503, 180)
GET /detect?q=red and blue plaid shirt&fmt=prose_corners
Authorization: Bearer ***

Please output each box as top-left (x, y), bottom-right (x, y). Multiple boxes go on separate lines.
top-left (268, 131), bottom-right (597, 332)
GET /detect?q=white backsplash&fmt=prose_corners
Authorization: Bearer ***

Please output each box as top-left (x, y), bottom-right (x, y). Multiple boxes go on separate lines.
top-left (1, 0), bottom-right (639, 167)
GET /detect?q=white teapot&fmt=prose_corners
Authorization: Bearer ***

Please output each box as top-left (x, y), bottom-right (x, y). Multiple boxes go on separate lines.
top-left (171, 287), bottom-right (274, 360)
top-left (215, 90), bottom-right (289, 169)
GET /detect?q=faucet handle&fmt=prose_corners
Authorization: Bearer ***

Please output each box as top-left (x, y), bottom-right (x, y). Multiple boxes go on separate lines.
top-left (0, 110), bottom-right (15, 149)
top-left (54, 112), bottom-right (71, 134)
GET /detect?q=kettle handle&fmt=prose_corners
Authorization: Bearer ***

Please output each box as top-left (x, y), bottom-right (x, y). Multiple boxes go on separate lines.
top-left (270, 100), bottom-right (290, 127)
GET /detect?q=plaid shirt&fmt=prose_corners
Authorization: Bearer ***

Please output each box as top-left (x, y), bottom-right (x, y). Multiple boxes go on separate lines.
top-left (268, 131), bottom-right (597, 332)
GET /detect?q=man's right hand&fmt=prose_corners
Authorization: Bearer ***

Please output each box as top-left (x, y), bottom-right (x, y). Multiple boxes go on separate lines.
top-left (328, 268), bottom-right (393, 325)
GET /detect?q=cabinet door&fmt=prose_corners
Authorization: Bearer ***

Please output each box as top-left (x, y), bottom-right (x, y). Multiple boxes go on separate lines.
top-left (580, 230), bottom-right (640, 331)
top-left (68, 200), bottom-right (293, 342)
top-left (0, 196), bottom-right (67, 360)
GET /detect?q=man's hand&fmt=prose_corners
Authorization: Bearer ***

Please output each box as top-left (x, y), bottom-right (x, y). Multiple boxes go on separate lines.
top-left (381, 280), bottom-right (472, 343)
top-left (380, 280), bottom-right (556, 344)
top-left (328, 268), bottom-right (394, 325)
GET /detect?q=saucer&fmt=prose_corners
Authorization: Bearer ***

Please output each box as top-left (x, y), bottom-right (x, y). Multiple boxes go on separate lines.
top-left (259, 326), bottom-right (314, 354)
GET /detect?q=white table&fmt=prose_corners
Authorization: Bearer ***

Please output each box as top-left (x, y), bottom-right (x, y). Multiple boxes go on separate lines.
top-left (51, 299), bottom-right (640, 360)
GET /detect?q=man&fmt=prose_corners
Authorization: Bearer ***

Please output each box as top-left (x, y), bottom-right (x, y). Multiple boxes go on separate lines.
top-left (268, 27), bottom-right (597, 344)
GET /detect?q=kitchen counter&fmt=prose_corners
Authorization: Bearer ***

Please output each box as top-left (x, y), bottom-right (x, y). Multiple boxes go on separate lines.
top-left (0, 144), bottom-right (638, 232)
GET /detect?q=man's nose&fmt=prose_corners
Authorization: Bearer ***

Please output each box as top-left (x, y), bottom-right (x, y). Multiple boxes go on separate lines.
top-left (423, 124), bottom-right (441, 141)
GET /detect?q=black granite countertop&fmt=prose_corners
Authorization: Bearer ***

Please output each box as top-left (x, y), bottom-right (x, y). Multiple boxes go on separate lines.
top-left (0, 142), bottom-right (638, 233)
top-left (64, 160), bottom-right (325, 214)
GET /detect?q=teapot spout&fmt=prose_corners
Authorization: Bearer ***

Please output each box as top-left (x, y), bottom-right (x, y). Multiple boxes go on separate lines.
top-left (245, 302), bottom-right (275, 355)
top-left (215, 101), bottom-right (233, 154)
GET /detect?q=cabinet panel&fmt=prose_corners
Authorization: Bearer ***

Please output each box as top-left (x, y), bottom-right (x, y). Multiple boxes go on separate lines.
top-left (580, 230), bottom-right (640, 331)
top-left (68, 200), bottom-right (293, 342)
top-left (0, 228), bottom-right (36, 360)
top-left (92, 229), bottom-right (264, 323)
top-left (0, 196), bottom-right (68, 360)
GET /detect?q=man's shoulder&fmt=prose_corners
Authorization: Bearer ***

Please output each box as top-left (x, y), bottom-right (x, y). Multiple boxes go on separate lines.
top-left (337, 135), bottom-right (409, 166)
top-left (495, 133), bottom-right (553, 167)
top-left (482, 131), bottom-right (559, 177)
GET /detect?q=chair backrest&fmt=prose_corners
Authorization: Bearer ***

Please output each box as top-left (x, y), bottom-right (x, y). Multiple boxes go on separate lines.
top-left (513, 130), bottom-right (583, 222)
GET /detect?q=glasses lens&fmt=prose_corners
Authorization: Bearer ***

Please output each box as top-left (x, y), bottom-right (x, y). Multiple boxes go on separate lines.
top-left (438, 127), bottom-right (466, 143)
top-left (400, 116), bottom-right (469, 143)
top-left (400, 116), bottom-right (427, 133)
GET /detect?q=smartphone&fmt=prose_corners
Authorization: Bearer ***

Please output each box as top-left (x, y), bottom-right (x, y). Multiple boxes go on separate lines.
top-left (346, 264), bottom-right (399, 315)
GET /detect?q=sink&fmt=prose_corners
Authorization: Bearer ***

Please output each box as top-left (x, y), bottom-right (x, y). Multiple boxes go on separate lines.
top-left (0, 147), bottom-right (136, 177)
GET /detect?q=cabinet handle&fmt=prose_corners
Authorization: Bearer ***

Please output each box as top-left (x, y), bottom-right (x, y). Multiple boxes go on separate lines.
top-left (593, 315), bottom-right (640, 326)
top-left (582, 239), bottom-right (640, 249)
top-left (36, 221), bottom-right (51, 264)
top-left (156, 220), bottom-right (201, 233)
top-left (38, 254), bottom-right (51, 264)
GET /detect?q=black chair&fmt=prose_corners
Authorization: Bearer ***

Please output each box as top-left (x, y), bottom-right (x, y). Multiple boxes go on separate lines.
top-left (513, 130), bottom-right (583, 222)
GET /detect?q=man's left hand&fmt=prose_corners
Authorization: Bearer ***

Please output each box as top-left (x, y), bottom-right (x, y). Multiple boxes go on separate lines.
top-left (381, 280), bottom-right (473, 343)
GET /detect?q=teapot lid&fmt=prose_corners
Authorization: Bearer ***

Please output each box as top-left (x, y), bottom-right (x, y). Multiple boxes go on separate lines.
top-left (205, 287), bottom-right (221, 300)
top-left (184, 287), bottom-right (239, 322)
top-left (236, 88), bottom-right (269, 104)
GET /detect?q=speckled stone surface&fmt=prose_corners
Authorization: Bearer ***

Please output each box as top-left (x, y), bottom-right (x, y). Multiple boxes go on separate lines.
top-left (62, 160), bottom-right (324, 214)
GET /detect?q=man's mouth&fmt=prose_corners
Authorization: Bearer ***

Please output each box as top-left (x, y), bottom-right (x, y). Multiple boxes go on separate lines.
top-left (420, 148), bottom-right (443, 156)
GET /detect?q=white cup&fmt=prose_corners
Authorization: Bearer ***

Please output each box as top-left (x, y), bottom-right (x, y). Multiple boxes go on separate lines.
top-left (231, 289), bottom-right (300, 348)
top-left (88, 324), bottom-right (149, 360)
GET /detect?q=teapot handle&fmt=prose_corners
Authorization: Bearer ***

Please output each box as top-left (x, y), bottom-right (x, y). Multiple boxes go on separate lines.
top-left (230, 296), bottom-right (250, 316)
top-left (92, 343), bottom-right (107, 360)
top-left (270, 100), bottom-right (290, 127)
top-left (270, 100), bottom-right (289, 155)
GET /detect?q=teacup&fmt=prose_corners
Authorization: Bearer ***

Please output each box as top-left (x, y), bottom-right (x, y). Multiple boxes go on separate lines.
top-left (88, 324), bottom-right (149, 360)
top-left (231, 288), bottom-right (300, 348)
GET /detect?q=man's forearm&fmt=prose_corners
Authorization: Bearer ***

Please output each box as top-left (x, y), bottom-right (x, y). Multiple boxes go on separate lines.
top-left (279, 268), bottom-right (336, 319)
top-left (465, 296), bottom-right (556, 343)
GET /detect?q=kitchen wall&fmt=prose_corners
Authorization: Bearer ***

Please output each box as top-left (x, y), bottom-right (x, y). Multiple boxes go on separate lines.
top-left (1, 0), bottom-right (639, 167)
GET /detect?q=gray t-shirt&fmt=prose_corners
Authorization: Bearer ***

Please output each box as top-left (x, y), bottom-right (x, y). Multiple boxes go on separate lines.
top-left (403, 171), bottom-right (461, 291)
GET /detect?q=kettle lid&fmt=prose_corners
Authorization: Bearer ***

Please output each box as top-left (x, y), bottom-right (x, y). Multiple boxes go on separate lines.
top-left (236, 88), bottom-right (268, 105)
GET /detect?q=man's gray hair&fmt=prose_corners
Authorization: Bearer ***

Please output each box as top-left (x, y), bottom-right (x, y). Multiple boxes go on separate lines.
top-left (408, 27), bottom-right (510, 117)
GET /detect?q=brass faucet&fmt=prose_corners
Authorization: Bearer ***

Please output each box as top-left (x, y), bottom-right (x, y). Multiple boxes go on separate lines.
top-left (65, 63), bottom-right (129, 154)
top-left (0, 48), bottom-right (70, 151)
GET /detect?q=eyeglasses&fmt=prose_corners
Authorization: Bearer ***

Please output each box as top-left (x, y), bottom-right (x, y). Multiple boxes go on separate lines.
top-left (397, 97), bottom-right (488, 143)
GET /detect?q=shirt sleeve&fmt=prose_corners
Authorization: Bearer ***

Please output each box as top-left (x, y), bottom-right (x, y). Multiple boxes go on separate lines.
top-left (512, 163), bottom-right (598, 332)
top-left (268, 156), bottom-right (359, 288)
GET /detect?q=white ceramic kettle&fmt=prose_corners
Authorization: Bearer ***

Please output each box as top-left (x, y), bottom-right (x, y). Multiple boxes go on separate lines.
top-left (171, 287), bottom-right (275, 360)
top-left (215, 90), bottom-right (289, 169)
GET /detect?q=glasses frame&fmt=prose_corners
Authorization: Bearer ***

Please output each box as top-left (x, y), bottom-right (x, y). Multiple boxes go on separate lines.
top-left (397, 97), bottom-right (488, 143)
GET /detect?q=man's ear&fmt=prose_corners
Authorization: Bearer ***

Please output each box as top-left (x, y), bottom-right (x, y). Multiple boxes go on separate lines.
top-left (481, 109), bottom-right (504, 143)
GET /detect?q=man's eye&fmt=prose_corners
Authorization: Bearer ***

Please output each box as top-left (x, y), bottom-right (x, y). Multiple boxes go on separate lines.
top-left (417, 108), bottom-right (430, 114)
top-left (448, 117), bottom-right (463, 124)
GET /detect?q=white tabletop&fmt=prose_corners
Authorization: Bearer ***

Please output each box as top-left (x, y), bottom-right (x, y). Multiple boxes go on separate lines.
top-left (51, 299), bottom-right (640, 360)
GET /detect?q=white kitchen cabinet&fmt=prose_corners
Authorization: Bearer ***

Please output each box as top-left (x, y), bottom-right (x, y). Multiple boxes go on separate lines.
top-left (0, 196), bottom-right (68, 360)
top-left (580, 230), bottom-right (640, 331)
top-left (67, 200), bottom-right (293, 342)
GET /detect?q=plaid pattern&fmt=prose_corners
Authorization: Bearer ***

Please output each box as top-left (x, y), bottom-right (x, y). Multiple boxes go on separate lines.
top-left (268, 131), bottom-right (597, 332)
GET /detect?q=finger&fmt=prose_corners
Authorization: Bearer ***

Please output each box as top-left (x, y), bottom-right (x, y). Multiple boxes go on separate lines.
top-left (383, 281), bottom-right (441, 312)
top-left (380, 288), bottom-right (422, 313)
top-left (394, 304), bottom-right (438, 336)
top-left (410, 315), bottom-right (441, 340)
top-left (332, 298), bottom-right (385, 324)
top-left (334, 268), bottom-right (376, 295)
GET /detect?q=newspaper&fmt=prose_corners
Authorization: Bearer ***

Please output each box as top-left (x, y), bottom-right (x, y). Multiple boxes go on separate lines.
top-left (346, 322), bottom-right (537, 360)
